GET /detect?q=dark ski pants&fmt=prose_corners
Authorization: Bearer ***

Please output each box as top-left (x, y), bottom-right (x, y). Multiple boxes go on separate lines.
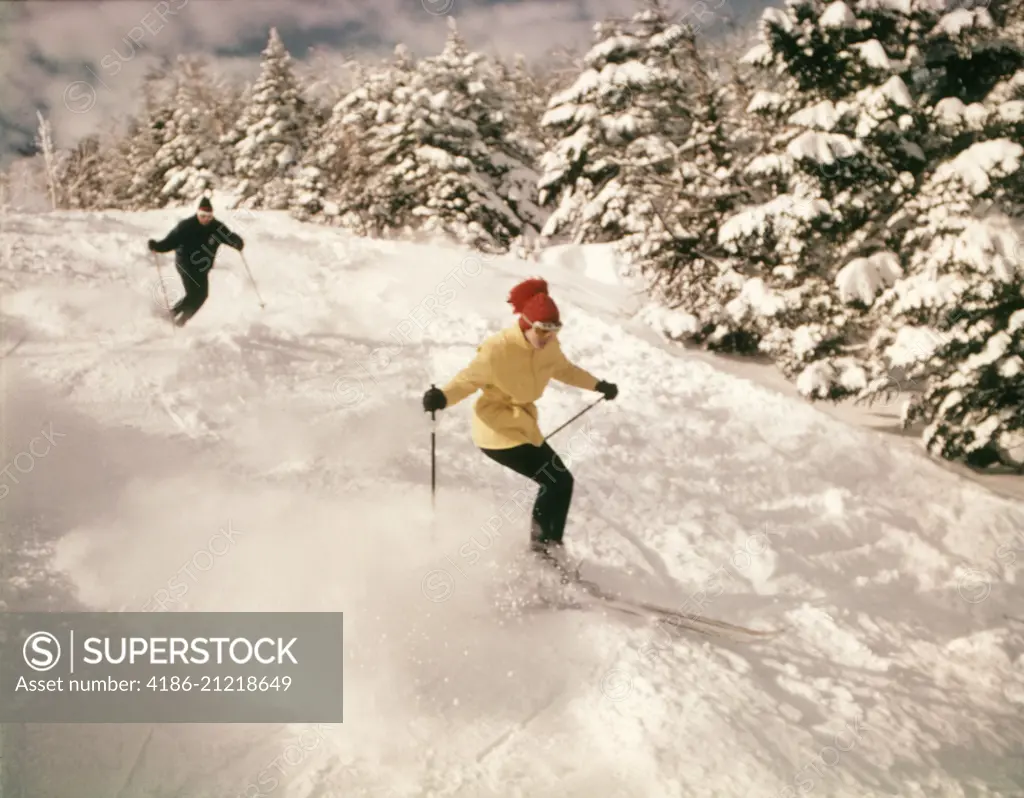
top-left (480, 442), bottom-right (574, 548)
top-left (172, 266), bottom-right (209, 326)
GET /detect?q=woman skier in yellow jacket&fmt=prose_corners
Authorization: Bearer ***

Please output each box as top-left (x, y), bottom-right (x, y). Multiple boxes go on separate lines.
top-left (422, 278), bottom-right (617, 569)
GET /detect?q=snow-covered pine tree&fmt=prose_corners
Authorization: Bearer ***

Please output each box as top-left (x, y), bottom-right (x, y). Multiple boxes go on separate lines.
top-left (0, 156), bottom-right (48, 211)
top-left (316, 21), bottom-right (541, 252)
top-left (492, 52), bottom-right (550, 251)
top-left (411, 19), bottom-right (545, 250)
top-left (291, 45), bottom-right (418, 228)
top-left (296, 48), bottom-right (364, 110)
top-left (621, 30), bottom-right (758, 349)
top-left (156, 56), bottom-right (237, 203)
top-left (853, 3), bottom-right (1024, 469)
top-left (229, 28), bottom-right (318, 210)
top-left (531, 48), bottom-right (587, 150)
top-left (495, 54), bottom-right (548, 156)
top-left (872, 209), bottom-right (1024, 469)
top-left (104, 67), bottom-right (175, 210)
top-left (60, 135), bottom-right (107, 210)
top-left (111, 57), bottom-right (235, 209)
top-left (536, 0), bottom-right (698, 246)
top-left (713, 0), bottom-right (932, 398)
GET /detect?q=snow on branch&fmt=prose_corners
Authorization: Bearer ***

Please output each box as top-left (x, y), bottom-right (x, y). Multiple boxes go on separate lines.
top-left (951, 216), bottom-right (1023, 282)
top-left (740, 43), bottom-right (773, 66)
top-left (761, 8), bottom-right (795, 32)
top-left (931, 140), bottom-right (1023, 194)
top-left (835, 251), bottom-right (902, 304)
top-left (851, 40), bottom-right (892, 70)
top-left (789, 101), bottom-right (844, 131)
top-left (786, 131), bottom-right (863, 166)
top-left (820, 2), bottom-right (857, 28)
top-left (934, 8), bottom-right (994, 36)
top-left (719, 194), bottom-right (831, 247)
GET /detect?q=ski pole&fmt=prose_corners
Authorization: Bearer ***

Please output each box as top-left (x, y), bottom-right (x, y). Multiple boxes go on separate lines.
top-left (150, 251), bottom-right (176, 329)
top-left (430, 383), bottom-right (437, 510)
top-left (239, 251), bottom-right (266, 309)
top-left (542, 396), bottom-right (605, 443)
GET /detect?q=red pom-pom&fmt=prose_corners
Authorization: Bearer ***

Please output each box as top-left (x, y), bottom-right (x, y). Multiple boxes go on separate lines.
top-left (507, 278), bottom-right (549, 314)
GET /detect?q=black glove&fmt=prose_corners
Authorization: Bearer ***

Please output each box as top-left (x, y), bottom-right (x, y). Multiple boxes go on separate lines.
top-left (147, 239), bottom-right (157, 252)
top-left (423, 386), bottom-right (447, 413)
top-left (595, 380), bottom-right (618, 400)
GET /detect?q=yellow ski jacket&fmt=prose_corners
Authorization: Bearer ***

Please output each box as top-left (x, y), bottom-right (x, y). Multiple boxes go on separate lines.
top-left (441, 324), bottom-right (600, 450)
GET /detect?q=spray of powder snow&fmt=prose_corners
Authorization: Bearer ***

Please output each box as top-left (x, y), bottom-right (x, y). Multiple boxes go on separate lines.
top-left (40, 385), bottom-right (603, 788)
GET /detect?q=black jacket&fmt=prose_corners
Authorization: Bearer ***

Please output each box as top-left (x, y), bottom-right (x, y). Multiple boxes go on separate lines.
top-left (150, 215), bottom-right (244, 275)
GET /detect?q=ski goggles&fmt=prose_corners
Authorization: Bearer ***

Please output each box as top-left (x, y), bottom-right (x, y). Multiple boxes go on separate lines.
top-left (531, 319), bottom-right (562, 333)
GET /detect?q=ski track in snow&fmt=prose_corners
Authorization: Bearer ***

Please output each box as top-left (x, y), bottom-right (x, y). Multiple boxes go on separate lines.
top-left (3, 206), bottom-right (1024, 797)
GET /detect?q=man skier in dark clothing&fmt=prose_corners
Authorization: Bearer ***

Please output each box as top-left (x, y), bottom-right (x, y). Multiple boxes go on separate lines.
top-left (148, 196), bottom-right (245, 326)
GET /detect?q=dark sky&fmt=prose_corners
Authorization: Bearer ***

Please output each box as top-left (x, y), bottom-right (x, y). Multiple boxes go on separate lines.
top-left (0, 0), bottom-right (765, 164)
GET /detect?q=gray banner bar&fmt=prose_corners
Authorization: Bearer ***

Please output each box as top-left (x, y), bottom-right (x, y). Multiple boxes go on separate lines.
top-left (0, 612), bottom-right (344, 723)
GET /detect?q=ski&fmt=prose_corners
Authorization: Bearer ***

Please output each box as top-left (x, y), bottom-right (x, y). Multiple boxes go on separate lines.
top-left (575, 579), bottom-right (784, 642)
top-left (521, 572), bottom-right (784, 643)
top-left (524, 586), bottom-right (737, 641)
top-left (510, 552), bottom-right (785, 643)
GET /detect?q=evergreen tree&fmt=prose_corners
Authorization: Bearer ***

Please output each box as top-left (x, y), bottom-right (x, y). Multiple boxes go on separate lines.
top-left (110, 57), bottom-right (234, 209)
top-left (296, 48), bottom-right (364, 109)
top-left (853, 2), bottom-right (1024, 468)
top-left (291, 45), bottom-right (418, 228)
top-left (621, 32), bottom-right (756, 349)
top-left (60, 135), bottom-right (107, 210)
top-left (155, 57), bottom-right (232, 203)
top-left (493, 53), bottom-right (550, 251)
top-left (413, 21), bottom-right (532, 248)
top-left (531, 47), bottom-right (588, 151)
top-left (312, 22), bottom-right (541, 252)
top-left (108, 68), bottom-right (175, 209)
top-left (229, 28), bottom-right (318, 210)
top-left (712, 0), bottom-right (932, 398)
top-left (0, 157), bottom-right (48, 211)
top-left (495, 54), bottom-right (548, 158)
top-left (536, 0), bottom-right (698, 245)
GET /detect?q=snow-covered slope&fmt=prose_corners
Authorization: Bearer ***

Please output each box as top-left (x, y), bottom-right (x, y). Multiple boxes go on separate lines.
top-left (3, 206), bottom-right (1024, 798)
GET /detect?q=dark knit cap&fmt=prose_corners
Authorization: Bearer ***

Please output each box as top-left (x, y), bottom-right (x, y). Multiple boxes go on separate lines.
top-left (198, 197), bottom-right (213, 211)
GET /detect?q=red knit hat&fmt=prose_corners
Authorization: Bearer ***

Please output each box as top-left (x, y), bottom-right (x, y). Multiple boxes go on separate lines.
top-left (508, 278), bottom-right (560, 332)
